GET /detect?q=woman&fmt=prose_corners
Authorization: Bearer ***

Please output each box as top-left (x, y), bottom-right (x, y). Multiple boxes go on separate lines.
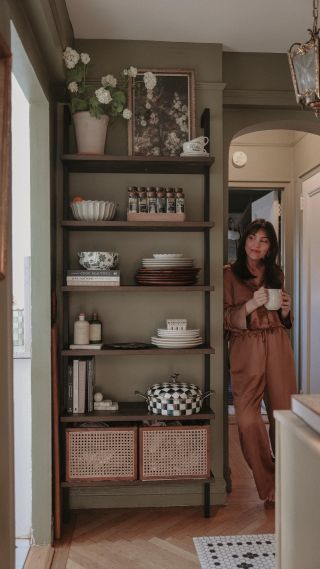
top-left (224, 218), bottom-right (297, 503)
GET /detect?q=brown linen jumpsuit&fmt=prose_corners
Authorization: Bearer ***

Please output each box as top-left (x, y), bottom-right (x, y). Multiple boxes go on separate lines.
top-left (223, 265), bottom-right (297, 499)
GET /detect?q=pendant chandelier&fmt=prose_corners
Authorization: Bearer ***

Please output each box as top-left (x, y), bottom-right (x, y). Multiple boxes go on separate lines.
top-left (288, 0), bottom-right (320, 117)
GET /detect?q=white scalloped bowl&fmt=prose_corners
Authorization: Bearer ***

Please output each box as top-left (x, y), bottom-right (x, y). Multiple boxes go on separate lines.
top-left (70, 200), bottom-right (117, 221)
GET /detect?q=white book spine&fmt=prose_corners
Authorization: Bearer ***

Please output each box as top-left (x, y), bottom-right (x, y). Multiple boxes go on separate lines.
top-left (72, 359), bottom-right (79, 413)
top-left (67, 276), bottom-right (120, 281)
top-left (67, 280), bottom-right (120, 286)
top-left (78, 360), bottom-right (87, 413)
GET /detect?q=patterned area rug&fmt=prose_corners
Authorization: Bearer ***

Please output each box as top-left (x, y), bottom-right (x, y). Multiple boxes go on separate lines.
top-left (193, 534), bottom-right (275, 568)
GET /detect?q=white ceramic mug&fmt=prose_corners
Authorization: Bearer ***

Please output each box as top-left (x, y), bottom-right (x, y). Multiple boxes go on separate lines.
top-left (190, 136), bottom-right (209, 147)
top-left (265, 288), bottom-right (282, 311)
top-left (183, 141), bottom-right (203, 153)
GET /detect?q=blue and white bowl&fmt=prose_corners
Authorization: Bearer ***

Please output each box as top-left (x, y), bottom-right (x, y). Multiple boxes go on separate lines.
top-left (78, 251), bottom-right (119, 270)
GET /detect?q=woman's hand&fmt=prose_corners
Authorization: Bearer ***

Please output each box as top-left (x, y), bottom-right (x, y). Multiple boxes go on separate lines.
top-left (280, 291), bottom-right (291, 319)
top-left (245, 286), bottom-right (268, 315)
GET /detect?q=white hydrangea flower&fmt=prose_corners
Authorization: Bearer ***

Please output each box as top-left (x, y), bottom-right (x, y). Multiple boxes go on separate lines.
top-left (123, 69), bottom-right (128, 76)
top-left (101, 75), bottom-right (117, 88)
top-left (127, 66), bottom-right (138, 78)
top-left (68, 81), bottom-right (78, 93)
top-left (143, 71), bottom-right (157, 91)
top-left (122, 108), bottom-right (132, 120)
top-left (63, 47), bottom-right (80, 69)
top-left (95, 87), bottom-right (112, 105)
top-left (145, 102), bottom-right (151, 109)
top-left (80, 53), bottom-right (90, 65)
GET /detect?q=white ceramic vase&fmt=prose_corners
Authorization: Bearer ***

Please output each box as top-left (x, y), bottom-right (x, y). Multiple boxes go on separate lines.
top-left (73, 111), bottom-right (109, 154)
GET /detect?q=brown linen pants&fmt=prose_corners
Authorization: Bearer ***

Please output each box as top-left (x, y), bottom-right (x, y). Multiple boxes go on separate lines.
top-left (229, 327), bottom-right (297, 500)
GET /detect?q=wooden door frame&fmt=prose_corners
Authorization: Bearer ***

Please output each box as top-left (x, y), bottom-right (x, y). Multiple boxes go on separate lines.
top-left (0, 34), bottom-right (15, 569)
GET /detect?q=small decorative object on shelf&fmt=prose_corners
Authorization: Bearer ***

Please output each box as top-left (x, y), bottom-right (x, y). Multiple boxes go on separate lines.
top-left (180, 136), bottom-right (209, 157)
top-left (151, 322), bottom-right (203, 348)
top-left (62, 48), bottom-right (157, 154)
top-left (89, 312), bottom-right (102, 344)
top-left (93, 394), bottom-right (119, 411)
top-left (78, 251), bottom-right (119, 270)
top-left (70, 197), bottom-right (117, 221)
top-left (127, 185), bottom-right (186, 221)
top-left (135, 372), bottom-right (213, 416)
top-left (73, 312), bottom-right (90, 345)
top-left (167, 318), bottom-right (187, 330)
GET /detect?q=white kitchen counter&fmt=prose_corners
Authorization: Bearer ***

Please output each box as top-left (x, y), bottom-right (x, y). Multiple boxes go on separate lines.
top-left (275, 410), bottom-right (320, 569)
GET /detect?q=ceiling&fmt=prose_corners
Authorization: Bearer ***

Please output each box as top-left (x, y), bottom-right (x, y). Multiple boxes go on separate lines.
top-left (66, 0), bottom-right (313, 53)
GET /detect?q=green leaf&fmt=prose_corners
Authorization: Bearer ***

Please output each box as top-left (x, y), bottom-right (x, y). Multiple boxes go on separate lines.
top-left (71, 98), bottom-right (88, 113)
top-left (112, 90), bottom-right (126, 105)
top-left (66, 65), bottom-right (84, 84)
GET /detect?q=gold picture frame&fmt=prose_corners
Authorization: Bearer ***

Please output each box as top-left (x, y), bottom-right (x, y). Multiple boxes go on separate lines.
top-left (128, 68), bottom-right (196, 156)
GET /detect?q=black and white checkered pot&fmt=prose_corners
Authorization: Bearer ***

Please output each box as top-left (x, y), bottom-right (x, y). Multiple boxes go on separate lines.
top-left (135, 373), bottom-right (213, 416)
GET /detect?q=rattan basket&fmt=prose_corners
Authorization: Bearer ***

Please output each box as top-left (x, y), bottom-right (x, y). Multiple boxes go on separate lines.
top-left (139, 425), bottom-right (210, 481)
top-left (66, 427), bottom-right (137, 481)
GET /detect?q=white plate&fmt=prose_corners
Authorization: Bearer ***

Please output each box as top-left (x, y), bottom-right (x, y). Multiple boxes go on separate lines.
top-left (152, 253), bottom-right (184, 259)
top-left (151, 336), bottom-right (203, 344)
top-left (180, 151), bottom-right (209, 157)
top-left (151, 340), bottom-right (203, 349)
top-left (157, 329), bottom-right (200, 337)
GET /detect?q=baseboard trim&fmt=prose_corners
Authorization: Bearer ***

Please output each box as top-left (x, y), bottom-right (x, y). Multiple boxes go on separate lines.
top-left (23, 545), bottom-right (54, 569)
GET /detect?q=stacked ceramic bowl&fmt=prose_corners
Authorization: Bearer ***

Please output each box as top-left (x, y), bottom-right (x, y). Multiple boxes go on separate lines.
top-left (151, 327), bottom-right (204, 349)
top-left (136, 253), bottom-right (200, 286)
top-left (70, 200), bottom-right (117, 221)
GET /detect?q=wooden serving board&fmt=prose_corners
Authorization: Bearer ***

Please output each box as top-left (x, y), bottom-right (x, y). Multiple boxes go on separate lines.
top-left (127, 212), bottom-right (186, 222)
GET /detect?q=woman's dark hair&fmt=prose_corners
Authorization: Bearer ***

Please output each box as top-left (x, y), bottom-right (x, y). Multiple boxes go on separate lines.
top-left (231, 218), bottom-right (282, 287)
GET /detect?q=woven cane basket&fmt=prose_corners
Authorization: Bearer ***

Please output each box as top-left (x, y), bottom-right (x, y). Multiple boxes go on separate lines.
top-left (139, 425), bottom-right (210, 481)
top-left (66, 427), bottom-right (137, 481)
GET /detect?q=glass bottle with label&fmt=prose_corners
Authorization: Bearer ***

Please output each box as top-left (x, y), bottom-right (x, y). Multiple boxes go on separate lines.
top-left (74, 312), bottom-right (90, 345)
top-left (156, 187), bottom-right (166, 213)
top-left (175, 187), bottom-right (185, 214)
top-left (89, 312), bottom-right (102, 344)
top-left (138, 187), bottom-right (148, 213)
top-left (166, 187), bottom-right (176, 213)
top-left (147, 187), bottom-right (157, 213)
top-left (128, 186), bottom-right (138, 213)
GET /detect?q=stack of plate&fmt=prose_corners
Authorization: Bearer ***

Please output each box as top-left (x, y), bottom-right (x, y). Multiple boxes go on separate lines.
top-left (151, 328), bottom-right (204, 349)
top-left (136, 254), bottom-right (200, 286)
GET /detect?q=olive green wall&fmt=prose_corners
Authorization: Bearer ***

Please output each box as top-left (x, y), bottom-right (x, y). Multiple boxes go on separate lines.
top-left (0, 0), bottom-right (72, 549)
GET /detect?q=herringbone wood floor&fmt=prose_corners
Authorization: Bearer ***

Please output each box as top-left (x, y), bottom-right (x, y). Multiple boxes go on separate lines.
top-left (52, 424), bottom-right (274, 569)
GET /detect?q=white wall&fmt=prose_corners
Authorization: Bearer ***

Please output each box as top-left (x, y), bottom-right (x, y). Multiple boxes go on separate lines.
top-left (13, 358), bottom-right (32, 538)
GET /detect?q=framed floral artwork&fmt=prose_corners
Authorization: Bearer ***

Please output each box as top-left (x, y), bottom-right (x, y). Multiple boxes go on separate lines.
top-left (128, 69), bottom-right (196, 156)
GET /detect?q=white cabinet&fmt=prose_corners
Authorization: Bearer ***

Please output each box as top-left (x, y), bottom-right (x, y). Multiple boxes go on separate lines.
top-left (275, 410), bottom-right (320, 569)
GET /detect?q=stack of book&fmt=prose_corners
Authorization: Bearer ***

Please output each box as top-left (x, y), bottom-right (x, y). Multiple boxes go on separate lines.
top-left (66, 270), bottom-right (120, 286)
top-left (67, 358), bottom-right (95, 414)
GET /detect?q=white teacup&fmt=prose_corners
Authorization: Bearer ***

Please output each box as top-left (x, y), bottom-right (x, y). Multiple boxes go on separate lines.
top-left (183, 141), bottom-right (203, 153)
top-left (265, 288), bottom-right (282, 311)
top-left (190, 136), bottom-right (209, 147)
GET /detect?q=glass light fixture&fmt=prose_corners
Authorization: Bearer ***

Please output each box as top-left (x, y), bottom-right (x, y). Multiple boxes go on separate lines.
top-left (288, 0), bottom-right (320, 117)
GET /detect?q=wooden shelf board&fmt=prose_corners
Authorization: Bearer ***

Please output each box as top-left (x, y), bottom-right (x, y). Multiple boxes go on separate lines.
top-left (61, 220), bottom-right (214, 231)
top-left (62, 285), bottom-right (214, 292)
top-left (62, 345), bottom-right (215, 356)
top-left (62, 154), bottom-right (215, 174)
top-left (60, 403), bottom-right (214, 422)
top-left (61, 475), bottom-right (214, 488)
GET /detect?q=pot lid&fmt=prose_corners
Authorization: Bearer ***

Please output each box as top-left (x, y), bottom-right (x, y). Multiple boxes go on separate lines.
top-left (147, 373), bottom-right (202, 399)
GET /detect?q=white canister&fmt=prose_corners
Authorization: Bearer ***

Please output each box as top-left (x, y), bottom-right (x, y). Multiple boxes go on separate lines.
top-left (74, 312), bottom-right (90, 344)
